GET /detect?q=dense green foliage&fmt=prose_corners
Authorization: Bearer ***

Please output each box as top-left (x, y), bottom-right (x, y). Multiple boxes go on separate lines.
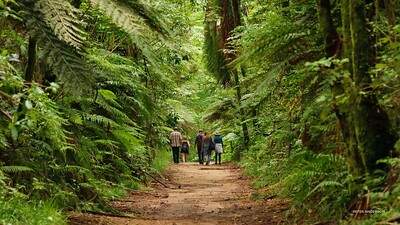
top-left (223, 0), bottom-right (400, 223)
top-left (0, 0), bottom-right (207, 223)
top-left (1, 0), bottom-right (400, 224)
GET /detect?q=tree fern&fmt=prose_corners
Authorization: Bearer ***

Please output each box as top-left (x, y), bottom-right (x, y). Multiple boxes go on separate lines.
top-left (204, 3), bottom-right (231, 86)
top-left (34, 0), bottom-right (86, 50)
top-left (89, 0), bottom-right (168, 36)
top-left (88, 0), bottom-right (169, 67)
top-left (25, 12), bottom-right (92, 93)
top-left (86, 48), bottom-right (154, 120)
top-left (112, 0), bottom-right (168, 36)
top-left (203, 96), bottom-right (237, 123)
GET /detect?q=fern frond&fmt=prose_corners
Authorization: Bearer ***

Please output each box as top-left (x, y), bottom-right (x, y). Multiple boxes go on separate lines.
top-left (0, 132), bottom-right (9, 148)
top-left (88, 0), bottom-right (170, 69)
top-left (95, 95), bottom-right (137, 126)
top-left (81, 113), bottom-right (117, 126)
top-left (25, 12), bottom-right (93, 94)
top-left (77, 135), bottom-right (100, 168)
top-left (114, 0), bottom-right (169, 36)
top-left (94, 139), bottom-right (119, 149)
top-left (98, 89), bottom-right (121, 108)
top-left (62, 108), bottom-right (83, 125)
top-left (35, 0), bottom-right (86, 50)
top-left (111, 128), bottom-right (142, 151)
top-left (89, 0), bottom-right (147, 36)
top-left (165, 99), bottom-right (197, 124)
top-left (86, 49), bottom-right (153, 120)
top-left (1, 166), bottom-right (34, 173)
top-left (311, 180), bottom-right (344, 194)
top-left (51, 165), bottom-right (91, 174)
top-left (203, 96), bottom-right (237, 123)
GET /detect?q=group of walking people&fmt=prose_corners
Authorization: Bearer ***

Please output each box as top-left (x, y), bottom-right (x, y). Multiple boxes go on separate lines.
top-left (169, 127), bottom-right (223, 165)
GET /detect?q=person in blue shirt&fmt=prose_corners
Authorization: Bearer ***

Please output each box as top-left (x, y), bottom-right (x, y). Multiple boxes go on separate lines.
top-left (214, 132), bottom-right (223, 165)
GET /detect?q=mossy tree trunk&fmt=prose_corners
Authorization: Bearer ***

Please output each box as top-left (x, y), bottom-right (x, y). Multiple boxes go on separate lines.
top-left (316, 0), bottom-right (366, 178)
top-left (317, 0), bottom-right (395, 197)
top-left (340, 0), bottom-right (368, 178)
top-left (315, 0), bottom-right (340, 57)
top-left (348, 0), bottom-right (395, 171)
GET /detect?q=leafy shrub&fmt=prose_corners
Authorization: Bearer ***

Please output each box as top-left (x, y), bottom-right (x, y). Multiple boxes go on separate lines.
top-left (0, 171), bottom-right (66, 225)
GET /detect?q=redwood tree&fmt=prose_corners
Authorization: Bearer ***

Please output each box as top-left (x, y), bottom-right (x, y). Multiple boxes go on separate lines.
top-left (204, 0), bottom-right (250, 153)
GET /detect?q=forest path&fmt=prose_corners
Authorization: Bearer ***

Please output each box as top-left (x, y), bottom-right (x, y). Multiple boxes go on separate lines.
top-left (68, 162), bottom-right (288, 225)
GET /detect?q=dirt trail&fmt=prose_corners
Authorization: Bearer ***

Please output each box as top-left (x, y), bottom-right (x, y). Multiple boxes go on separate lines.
top-left (68, 163), bottom-right (288, 225)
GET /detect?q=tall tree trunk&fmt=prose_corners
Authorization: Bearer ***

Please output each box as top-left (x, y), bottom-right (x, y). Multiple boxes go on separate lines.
top-left (349, 0), bottom-right (395, 171)
top-left (205, 0), bottom-right (250, 155)
top-left (316, 0), bottom-right (366, 178)
top-left (315, 0), bottom-right (341, 57)
top-left (221, 0), bottom-right (250, 153)
top-left (25, 37), bottom-right (37, 83)
top-left (204, 1), bottom-right (231, 86)
top-left (234, 69), bottom-right (250, 146)
top-left (384, 0), bottom-right (396, 27)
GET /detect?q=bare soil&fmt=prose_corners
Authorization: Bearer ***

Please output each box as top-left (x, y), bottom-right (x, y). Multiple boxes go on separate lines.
top-left (68, 162), bottom-right (288, 225)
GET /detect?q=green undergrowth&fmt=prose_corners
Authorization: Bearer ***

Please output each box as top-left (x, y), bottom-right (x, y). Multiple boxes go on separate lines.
top-left (349, 157), bottom-right (400, 224)
top-left (0, 171), bottom-right (65, 225)
top-left (0, 199), bottom-right (65, 225)
top-left (151, 148), bottom-right (171, 172)
top-left (241, 145), bottom-right (351, 224)
top-left (242, 143), bottom-right (400, 224)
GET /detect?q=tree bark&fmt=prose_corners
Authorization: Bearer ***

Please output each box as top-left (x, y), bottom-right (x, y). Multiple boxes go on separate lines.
top-left (212, 0), bottom-right (250, 155)
top-left (235, 69), bottom-right (250, 145)
top-left (315, 0), bottom-right (367, 178)
top-left (25, 37), bottom-right (37, 83)
top-left (349, 0), bottom-right (395, 171)
top-left (384, 0), bottom-right (396, 27)
top-left (315, 0), bottom-right (341, 58)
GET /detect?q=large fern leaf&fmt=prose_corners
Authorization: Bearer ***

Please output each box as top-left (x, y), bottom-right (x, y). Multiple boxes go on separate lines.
top-left (88, 0), bottom-right (170, 69)
top-left (114, 0), bottom-right (169, 36)
top-left (25, 12), bottom-right (93, 93)
top-left (89, 0), bottom-right (149, 36)
top-left (35, 0), bottom-right (86, 50)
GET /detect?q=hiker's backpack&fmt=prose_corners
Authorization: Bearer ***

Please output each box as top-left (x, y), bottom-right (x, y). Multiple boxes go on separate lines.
top-left (182, 142), bottom-right (189, 151)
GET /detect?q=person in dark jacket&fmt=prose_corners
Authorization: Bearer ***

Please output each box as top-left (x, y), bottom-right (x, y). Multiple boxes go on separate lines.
top-left (195, 129), bottom-right (204, 164)
top-left (214, 132), bottom-right (223, 165)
